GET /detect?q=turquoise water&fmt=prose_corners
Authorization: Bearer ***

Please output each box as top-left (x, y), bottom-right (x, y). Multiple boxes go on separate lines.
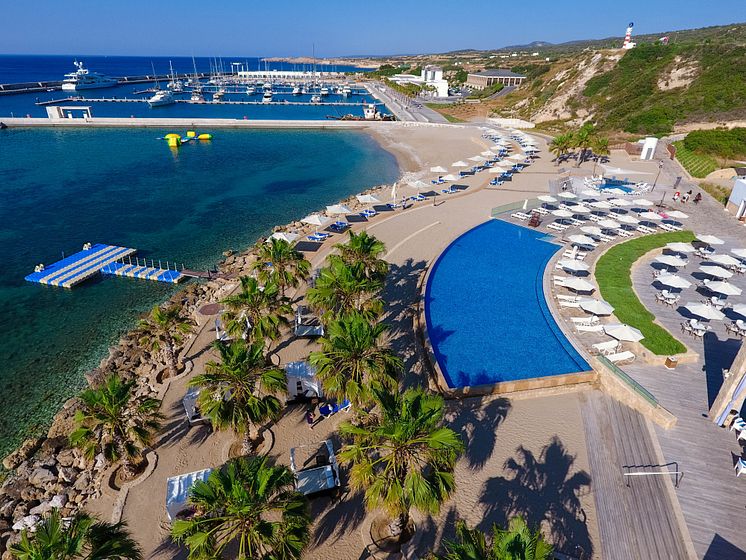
top-left (424, 220), bottom-right (589, 388)
top-left (0, 127), bottom-right (398, 458)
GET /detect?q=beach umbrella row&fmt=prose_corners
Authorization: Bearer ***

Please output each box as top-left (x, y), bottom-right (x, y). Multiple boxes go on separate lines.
top-left (656, 274), bottom-right (692, 289)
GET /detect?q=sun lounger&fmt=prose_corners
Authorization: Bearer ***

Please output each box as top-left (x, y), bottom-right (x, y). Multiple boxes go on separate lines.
top-left (546, 223), bottom-right (564, 232)
top-left (441, 187), bottom-right (457, 194)
top-left (592, 340), bottom-right (620, 355)
top-left (617, 229), bottom-right (633, 237)
top-left (410, 194), bottom-right (426, 202)
top-left (575, 323), bottom-right (604, 333)
top-left (359, 209), bottom-right (377, 218)
top-left (307, 233), bottom-right (327, 242)
top-left (607, 350), bottom-right (635, 364)
top-left (329, 221), bottom-right (349, 232)
top-left (557, 294), bottom-right (579, 302)
top-left (319, 399), bottom-right (352, 418)
top-left (559, 300), bottom-right (582, 308)
top-left (511, 212), bottom-right (530, 221)
top-left (533, 207), bottom-right (549, 215)
top-left (571, 316), bottom-right (600, 325)
top-left (569, 218), bottom-right (586, 226)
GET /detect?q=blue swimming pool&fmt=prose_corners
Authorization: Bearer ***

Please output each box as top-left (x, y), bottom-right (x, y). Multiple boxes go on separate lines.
top-left (424, 220), bottom-right (590, 388)
top-left (599, 180), bottom-right (634, 193)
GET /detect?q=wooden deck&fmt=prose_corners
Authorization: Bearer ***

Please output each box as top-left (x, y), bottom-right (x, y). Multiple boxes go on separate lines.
top-left (579, 390), bottom-right (694, 559)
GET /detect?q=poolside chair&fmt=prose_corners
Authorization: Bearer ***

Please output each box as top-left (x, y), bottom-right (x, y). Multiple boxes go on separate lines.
top-left (557, 294), bottom-right (579, 302)
top-left (592, 340), bottom-right (620, 356)
top-left (511, 212), bottom-right (530, 221)
top-left (571, 316), bottom-right (600, 325)
top-left (359, 209), bottom-right (377, 218)
top-left (319, 399), bottom-right (352, 418)
top-left (575, 324), bottom-right (604, 333)
top-left (607, 350), bottom-right (635, 364)
top-left (329, 221), bottom-right (349, 232)
top-left (410, 194), bottom-right (426, 202)
top-left (307, 233), bottom-right (327, 242)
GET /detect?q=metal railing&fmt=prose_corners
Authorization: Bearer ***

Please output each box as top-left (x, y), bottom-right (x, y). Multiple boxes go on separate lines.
top-left (598, 355), bottom-right (659, 407)
top-left (623, 462), bottom-right (682, 488)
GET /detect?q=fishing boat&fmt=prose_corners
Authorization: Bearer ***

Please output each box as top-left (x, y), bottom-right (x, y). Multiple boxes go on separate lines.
top-left (148, 89), bottom-right (175, 107)
top-left (61, 61), bottom-right (117, 91)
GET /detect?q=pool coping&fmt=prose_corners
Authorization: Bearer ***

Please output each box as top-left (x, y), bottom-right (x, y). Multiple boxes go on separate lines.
top-left (416, 218), bottom-right (598, 399)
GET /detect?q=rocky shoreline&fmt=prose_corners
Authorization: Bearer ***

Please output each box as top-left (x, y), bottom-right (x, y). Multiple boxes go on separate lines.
top-left (0, 177), bottom-right (401, 555)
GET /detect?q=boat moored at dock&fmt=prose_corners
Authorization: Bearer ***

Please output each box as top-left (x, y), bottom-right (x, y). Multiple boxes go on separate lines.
top-left (61, 61), bottom-right (118, 91)
top-left (148, 89), bottom-right (175, 107)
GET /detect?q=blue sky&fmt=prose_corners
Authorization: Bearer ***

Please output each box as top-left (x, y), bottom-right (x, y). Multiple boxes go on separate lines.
top-left (1, 0), bottom-right (743, 57)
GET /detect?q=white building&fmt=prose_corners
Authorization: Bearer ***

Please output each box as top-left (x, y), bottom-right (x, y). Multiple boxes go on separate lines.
top-left (389, 65), bottom-right (449, 98)
top-left (728, 178), bottom-right (746, 219)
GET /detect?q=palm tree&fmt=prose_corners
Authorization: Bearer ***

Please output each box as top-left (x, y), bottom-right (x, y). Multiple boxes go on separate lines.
top-left (138, 305), bottom-right (192, 379)
top-left (171, 456), bottom-right (310, 560)
top-left (221, 276), bottom-right (291, 347)
top-left (309, 312), bottom-right (401, 405)
top-left (189, 339), bottom-right (286, 452)
top-left (334, 230), bottom-right (389, 282)
top-left (69, 373), bottom-right (162, 477)
top-left (10, 510), bottom-right (142, 560)
top-left (572, 124), bottom-right (595, 167)
top-left (591, 137), bottom-right (610, 175)
top-left (549, 134), bottom-right (572, 166)
top-left (339, 388), bottom-right (464, 538)
top-left (252, 238), bottom-right (311, 297)
top-left (439, 518), bottom-right (553, 560)
top-left (307, 256), bottom-right (384, 322)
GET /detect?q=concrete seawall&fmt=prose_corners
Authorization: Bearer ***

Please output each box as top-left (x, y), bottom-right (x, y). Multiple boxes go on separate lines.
top-left (0, 117), bottom-right (385, 129)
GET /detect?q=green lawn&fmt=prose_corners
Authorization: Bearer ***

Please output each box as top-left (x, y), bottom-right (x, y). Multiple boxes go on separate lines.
top-left (595, 231), bottom-right (696, 355)
top-left (672, 141), bottom-right (719, 178)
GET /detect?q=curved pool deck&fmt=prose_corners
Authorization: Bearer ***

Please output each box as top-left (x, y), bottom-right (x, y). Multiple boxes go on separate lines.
top-left (424, 219), bottom-right (591, 390)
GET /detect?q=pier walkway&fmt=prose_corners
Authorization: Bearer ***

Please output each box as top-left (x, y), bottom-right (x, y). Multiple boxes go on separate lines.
top-left (37, 96), bottom-right (381, 107)
top-left (24, 244), bottom-right (136, 288)
top-left (100, 261), bottom-right (183, 284)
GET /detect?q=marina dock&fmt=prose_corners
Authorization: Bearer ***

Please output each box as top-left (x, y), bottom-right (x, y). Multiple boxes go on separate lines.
top-left (36, 96), bottom-right (379, 107)
top-left (24, 244), bottom-right (137, 288)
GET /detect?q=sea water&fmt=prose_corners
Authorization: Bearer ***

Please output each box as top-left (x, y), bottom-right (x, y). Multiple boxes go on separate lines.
top-left (0, 127), bottom-right (398, 458)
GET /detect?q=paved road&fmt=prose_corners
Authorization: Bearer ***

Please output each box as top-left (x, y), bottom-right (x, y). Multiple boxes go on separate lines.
top-left (365, 81), bottom-right (449, 124)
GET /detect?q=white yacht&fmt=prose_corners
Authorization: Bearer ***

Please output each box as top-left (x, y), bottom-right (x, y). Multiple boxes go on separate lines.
top-left (342, 85), bottom-right (352, 96)
top-left (213, 88), bottom-right (225, 101)
top-left (263, 82), bottom-right (273, 91)
top-left (310, 95), bottom-right (321, 104)
top-left (262, 90), bottom-right (273, 103)
top-left (190, 88), bottom-right (205, 102)
top-left (246, 85), bottom-right (256, 95)
top-left (148, 89), bottom-right (175, 107)
top-left (166, 61), bottom-right (184, 92)
top-left (61, 61), bottom-right (117, 91)
top-left (292, 85), bottom-right (302, 95)
top-left (319, 86), bottom-right (329, 96)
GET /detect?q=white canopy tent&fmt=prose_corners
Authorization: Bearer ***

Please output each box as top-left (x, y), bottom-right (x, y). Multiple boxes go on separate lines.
top-left (325, 204), bottom-right (352, 215)
top-left (356, 194), bottom-right (381, 205)
top-left (285, 361), bottom-right (322, 400)
top-left (268, 232), bottom-right (300, 244)
top-left (301, 214), bottom-right (331, 228)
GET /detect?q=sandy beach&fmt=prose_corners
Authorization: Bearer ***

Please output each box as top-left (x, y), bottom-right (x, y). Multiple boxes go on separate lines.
top-left (77, 121), bottom-right (603, 559)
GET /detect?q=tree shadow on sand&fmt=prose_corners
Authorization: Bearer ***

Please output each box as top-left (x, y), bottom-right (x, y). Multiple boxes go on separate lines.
top-left (446, 396), bottom-right (511, 470)
top-left (479, 436), bottom-right (593, 557)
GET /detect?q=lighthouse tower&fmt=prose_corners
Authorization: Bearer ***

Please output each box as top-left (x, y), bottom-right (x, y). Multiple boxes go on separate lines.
top-left (622, 22), bottom-right (637, 49)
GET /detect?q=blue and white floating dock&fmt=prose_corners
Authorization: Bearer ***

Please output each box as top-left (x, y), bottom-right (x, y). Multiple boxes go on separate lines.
top-left (100, 261), bottom-right (183, 283)
top-left (25, 244), bottom-right (184, 288)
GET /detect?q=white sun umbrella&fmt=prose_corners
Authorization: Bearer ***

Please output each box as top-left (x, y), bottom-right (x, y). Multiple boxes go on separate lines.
top-left (608, 198), bottom-right (632, 207)
top-left (558, 192), bottom-right (578, 199)
top-left (598, 218), bottom-right (621, 229)
top-left (684, 302), bottom-right (725, 321)
top-left (570, 205), bottom-right (591, 213)
top-left (604, 323), bottom-right (645, 342)
top-left (706, 281), bottom-right (742, 296)
top-left (656, 274), bottom-right (691, 289)
top-left (579, 298), bottom-right (615, 316)
top-left (481, 150), bottom-right (495, 157)
top-left (617, 214), bottom-right (640, 225)
top-left (667, 242), bottom-right (695, 254)
top-left (731, 248), bottom-right (746, 259)
top-left (356, 194), bottom-right (381, 205)
top-left (507, 154), bottom-right (525, 161)
top-left (558, 259), bottom-right (590, 273)
top-left (442, 173), bottom-right (459, 182)
top-left (590, 200), bottom-right (612, 209)
top-left (326, 204), bottom-right (352, 215)
top-left (581, 226), bottom-right (603, 236)
top-left (452, 160), bottom-right (469, 167)
top-left (562, 277), bottom-right (596, 292)
top-left (732, 303), bottom-right (746, 318)
top-left (537, 195), bottom-right (557, 203)
top-left (568, 234), bottom-right (597, 246)
top-left (268, 232), bottom-right (299, 243)
top-left (633, 198), bottom-right (654, 206)
top-left (700, 264), bottom-right (733, 279)
top-left (301, 214), bottom-right (331, 231)
top-left (581, 188), bottom-right (599, 196)
top-left (656, 254), bottom-right (688, 267)
top-left (488, 165), bottom-right (509, 174)
top-left (696, 234), bottom-right (724, 246)
top-left (469, 155), bottom-right (487, 162)
top-left (552, 209), bottom-right (574, 218)
top-left (430, 165), bottom-right (447, 173)
top-left (666, 210), bottom-right (689, 219)
top-left (639, 211), bottom-right (662, 220)
top-left (710, 254), bottom-right (741, 267)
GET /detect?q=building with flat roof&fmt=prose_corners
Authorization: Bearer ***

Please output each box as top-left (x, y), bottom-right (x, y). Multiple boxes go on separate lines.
top-left (466, 69), bottom-right (526, 90)
top-left (389, 65), bottom-right (449, 98)
top-left (727, 178), bottom-right (746, 219)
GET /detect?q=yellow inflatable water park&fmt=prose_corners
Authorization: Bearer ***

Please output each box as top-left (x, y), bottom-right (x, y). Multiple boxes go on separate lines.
top-left (161, 131), bottom-right (212, 148)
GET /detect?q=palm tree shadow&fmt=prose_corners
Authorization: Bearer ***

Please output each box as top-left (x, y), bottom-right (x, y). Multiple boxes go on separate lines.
top-left (446, 396), bottom-right (511, 469)
top-left (153, 530), bottom-right (187, 560)
top-left (479, 436), bottom-right (593, 557)
top-left (158, 399), bottom-right (212, 448)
